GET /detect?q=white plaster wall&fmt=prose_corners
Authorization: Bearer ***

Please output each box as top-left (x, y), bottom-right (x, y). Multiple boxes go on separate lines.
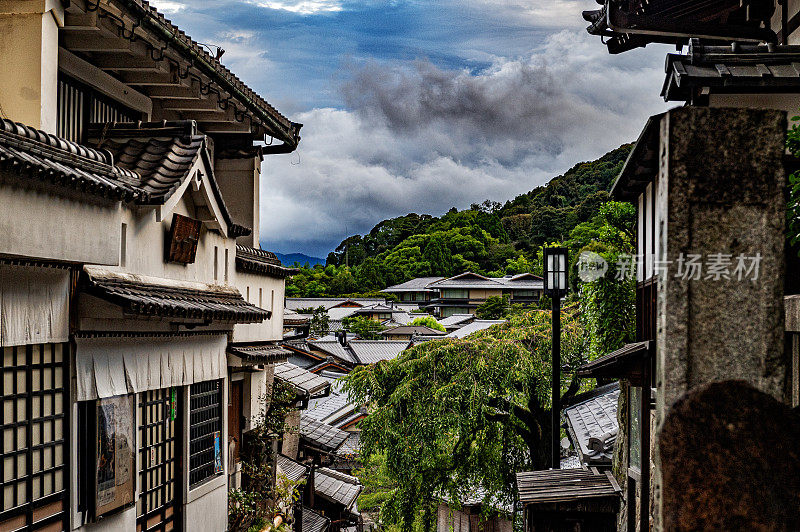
top-left (215, 157), bottom-right (260, 248)
top-left (184, 478), bottom-right (228, 532)
top-left (232, 270), bottom-right (285, 343)
top-left (114, 195), bottom-right (235, 285)
top-left (0, 177), bottom-right (122, 264)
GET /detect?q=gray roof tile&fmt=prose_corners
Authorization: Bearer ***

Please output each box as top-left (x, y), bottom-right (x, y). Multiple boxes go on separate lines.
top-left (315, 467), bottom-right (362, 509)
top-left (274, 362), bottom-right (331, 396)
top-left (564, 383), bottom-right (620, 466)
top-left (299, 416), bottom-right (349, 453)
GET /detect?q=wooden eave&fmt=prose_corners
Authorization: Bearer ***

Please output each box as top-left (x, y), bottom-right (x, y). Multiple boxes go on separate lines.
top-left (61, 0), bottom-right (301, 148)
top-left (611, 114), bottom-right (663, 202)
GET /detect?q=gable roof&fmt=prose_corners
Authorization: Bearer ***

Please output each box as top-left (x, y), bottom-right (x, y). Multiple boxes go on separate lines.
top-left (381, 277), bottom-right (444, 292)
top-left (88, 121), bottom-right (250, 237)
top-left (285, 298), bottom-right (386, 311)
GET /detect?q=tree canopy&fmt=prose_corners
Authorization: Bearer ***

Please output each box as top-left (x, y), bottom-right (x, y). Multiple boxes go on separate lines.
top-left (344, 308), bottom-right (587, 531)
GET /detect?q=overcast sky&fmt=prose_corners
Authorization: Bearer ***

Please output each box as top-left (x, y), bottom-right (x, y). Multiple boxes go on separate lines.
top-left (151, 0), bottom-right (672, 258)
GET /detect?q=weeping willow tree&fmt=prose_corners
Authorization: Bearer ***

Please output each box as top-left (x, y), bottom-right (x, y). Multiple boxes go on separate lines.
top-left (343, 308), bottom-right (587, 531)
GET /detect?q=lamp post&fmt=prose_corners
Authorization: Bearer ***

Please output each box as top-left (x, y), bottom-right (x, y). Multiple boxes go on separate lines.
top-left (543, 247), bottom-right (568, 469)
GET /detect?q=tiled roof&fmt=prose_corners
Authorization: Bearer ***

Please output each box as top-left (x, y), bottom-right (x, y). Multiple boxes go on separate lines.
top-left (116, 0), bottom-right (301, 147)
top-left (305, 380), bottom-right (360, 428)
top-left (88, 121), bottom-right (250, 237)
top-left (97, 126), bottom-right (205, 204)
top-left (0, 118), bottom-right (142, 202)
top-left (285, 298), bottom-right (385, 311)
top-left (338, 432), bottom-right (361, 457)
top-left (382, 277), bottom-right (444, 292)
top-left (228, 345), bottom-right (291, 364)
top-left (576, 341), bottom-right (652, 379)
top-left (315, 467), bottom-right (362, 509)
top-left (437, 314), bottom-right (475, 327)
top-left (299, 416), bottom-right (349, 453)
top-left (236, 245), bottom-right (299, 278)
top-left (564, 383), bottom-right (620, 466)
top-left (301, 507), bottom-right (330, 532)
top-left (83, 266), bottom-right (268, 323)
top-left (308, 340), bottom-right (357, 364)
top-left (428, 273), bottom-right (505, 289)
top-left (429, 272), bottom-right (543, 290)
top-left (516, 468), bottom-right (621, 504)
top-left (662, 44), bottom-right (800, 102)
top-left (445, 320), bottom-right (506, 339)
top-left (274, 362), bottom-right (331, 397)
top-left (276, 454), bottom-right (309, 483)
top-left (349, 340), bottom-right (410, 364)
top-left (381, 326), bottom-right (446, 337)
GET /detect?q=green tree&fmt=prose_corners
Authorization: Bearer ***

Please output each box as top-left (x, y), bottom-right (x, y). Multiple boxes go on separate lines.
top-left (344, 309), bottom-right (587, 531)
top-left (309, 307), bottom-right (330, 337)
top-left (408, 316), bottom-right (445, 332)
top-left (343, 316), bottom-right (387, 340)
top-left (422, 234), bottom-right (453, 277)
top-left (475, 295), bottom-right (510, 319)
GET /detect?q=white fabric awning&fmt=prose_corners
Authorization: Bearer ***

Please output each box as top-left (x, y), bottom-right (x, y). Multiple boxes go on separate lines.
top-left (75, 334), bottom-right (228, 401)
top-left (0, 265), bottom-right (70, 347)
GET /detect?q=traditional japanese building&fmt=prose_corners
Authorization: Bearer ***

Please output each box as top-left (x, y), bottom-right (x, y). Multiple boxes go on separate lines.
top-left (0, 1), bottom-right (300, 530)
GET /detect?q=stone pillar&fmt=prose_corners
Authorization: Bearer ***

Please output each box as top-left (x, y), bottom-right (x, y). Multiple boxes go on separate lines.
top-left (654, 107), bottom-right (789, 528)
top-left (0, 0), bottom-right (64, 133)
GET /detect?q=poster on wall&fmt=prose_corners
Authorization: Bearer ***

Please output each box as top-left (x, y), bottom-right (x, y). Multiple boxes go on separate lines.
top-left (213, 431), bottom-right (223, 474)
top-left (96, 395), bottom-right (135, 517)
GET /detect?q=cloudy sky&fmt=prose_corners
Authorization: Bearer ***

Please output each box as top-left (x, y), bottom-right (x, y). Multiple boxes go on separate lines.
top-left (152, 0), bottom-right (672, 258)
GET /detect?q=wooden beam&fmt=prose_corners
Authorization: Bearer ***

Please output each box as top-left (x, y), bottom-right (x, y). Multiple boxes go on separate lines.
top-left (146, 85), bottom-right (201, 99)
top-left (61, 33), bottom-right (134, 53)
top-left (91, 55), bottom-right (166, 72)
top-left (198, 122), bottom-right (253, 134)
top-left (119, 71), bottom-right (182, 86)
top-left (63, 11), bottom-right (99, 30)
top-left (159, 98), bottom-right (221, 112)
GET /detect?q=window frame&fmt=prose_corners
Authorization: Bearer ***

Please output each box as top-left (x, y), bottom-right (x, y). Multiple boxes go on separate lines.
top-left (188, 380), bottom-right (224, 488)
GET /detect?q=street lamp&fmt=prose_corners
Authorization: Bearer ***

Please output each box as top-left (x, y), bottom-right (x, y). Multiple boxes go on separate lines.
top-left (543, 247), bottom-right (568, 469)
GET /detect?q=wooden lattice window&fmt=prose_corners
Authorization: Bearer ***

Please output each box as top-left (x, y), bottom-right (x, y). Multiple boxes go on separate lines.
top-left (137, 388), bottom-right (181, 532)
top-left (0, 344), bottom-right (68, 531)
top-left (57, 74), bottom-right (138, 144)
top-left (189, 381), bottom-right (223, 487)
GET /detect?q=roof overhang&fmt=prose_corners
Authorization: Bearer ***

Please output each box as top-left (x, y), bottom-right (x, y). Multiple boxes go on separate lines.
top-left (61, 0), bottom-right (301, 149)
top-left (611, 114), bottom-right (664, 202)
top-left (583, 1), bottom-right (776, 55)
top-left (82, 266), bottom-right (269, 323)
top-left (577, 341), bottom-right (653, 384)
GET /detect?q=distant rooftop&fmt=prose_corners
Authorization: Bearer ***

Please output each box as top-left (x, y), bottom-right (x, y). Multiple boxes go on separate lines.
top-left (445, 320), bottom-right (506, 339)
top-left (382, 277), bottom-right (445, 292)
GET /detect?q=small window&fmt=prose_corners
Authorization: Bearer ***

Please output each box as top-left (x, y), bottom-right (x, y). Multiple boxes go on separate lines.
top-left (120, 223), bottom-right (127, 267)
top-left (270, 290), bottom-right (274, 311)
top-left (224, 248), bottom-right (229, 282)
top-left (189, 380), bottom-right (223, 487)
top-left (442, 289), bottom-right (469, 299)
top-left (213, 247), bottom-right (219, 281)
top-left (259, 288), bottom-right (263, 308)
top-left (246, 286), bottom-right (250, 302)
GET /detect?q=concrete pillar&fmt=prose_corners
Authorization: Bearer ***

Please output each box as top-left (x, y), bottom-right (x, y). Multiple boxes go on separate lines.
top-left (214, 155), bottom-right (261, 247)
top-left (0, 0), bottom-right (64, 133)
top-left (654, 107), bottom-right (789, 528)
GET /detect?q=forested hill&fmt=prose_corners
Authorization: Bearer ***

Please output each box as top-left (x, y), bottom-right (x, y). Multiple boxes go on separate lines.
top-left (285, 144), bottom-right (632, 297)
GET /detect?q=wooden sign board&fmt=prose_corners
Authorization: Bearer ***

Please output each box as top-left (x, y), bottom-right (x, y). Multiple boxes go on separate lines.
top-left (168, 213), bottom-right (201, 264)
